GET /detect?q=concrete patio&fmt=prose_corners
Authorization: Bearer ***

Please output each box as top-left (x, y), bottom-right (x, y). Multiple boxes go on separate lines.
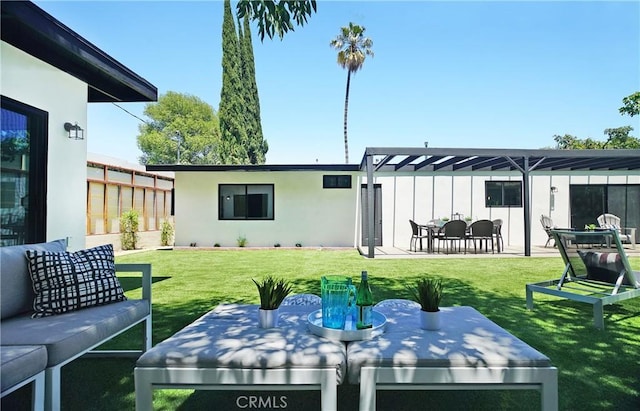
top-left (367, 244), bottom-right (640, 259)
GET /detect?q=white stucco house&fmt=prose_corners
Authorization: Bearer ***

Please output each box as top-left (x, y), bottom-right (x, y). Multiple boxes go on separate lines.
top-left (1, 1), bottom-right (157, 250)
top-left (148, 148), bottom-right (640, 257)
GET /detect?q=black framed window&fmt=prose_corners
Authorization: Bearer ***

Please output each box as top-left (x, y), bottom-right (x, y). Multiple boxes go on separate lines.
top-left (219, 184), bottom-right (274, 220)
top-left (323, 175), bottom-right (352, 189)
top-left (1, 96), bottom-right (48, 246)
top-left (485, 181), bottom-right (522, 207)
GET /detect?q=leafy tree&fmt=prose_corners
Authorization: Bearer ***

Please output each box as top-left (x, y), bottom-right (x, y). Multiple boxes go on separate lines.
top-left (619, 91), bottom-right (640, 117)
top-left (237, 0), bottom-right (317, 41)
top-left (553, 127), bottom-right (639, 149)
top-left (330, 22), bottom-right (374, 163)
top-left (137, 92), bottom-right (220, 165)
top-left (603, 126), bottom-right (640, 148)
top-left (239, 16), bottom-right (268, 164)
top-left (219, 0), bottom-right (249, 164)
top-left (0, 134), bottom-right (28, 163)
top-left (551, 93), bottom-right (640, 150)
top-left (553, 134), bottom-right (606, 149)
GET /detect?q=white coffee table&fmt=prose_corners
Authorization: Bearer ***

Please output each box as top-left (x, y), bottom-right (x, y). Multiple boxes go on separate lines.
top-left (347, 305), bottom-right (558, 411)
top-left (134, 303), bottom-right (345, 411)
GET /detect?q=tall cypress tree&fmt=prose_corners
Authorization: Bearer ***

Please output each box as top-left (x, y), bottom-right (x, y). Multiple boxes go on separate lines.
top-left (239, 16), bottom-right (268, 164)
top-left (219, 0), bottom-right (248, 164)
top-left (237, 21), bottom-right (253, 162)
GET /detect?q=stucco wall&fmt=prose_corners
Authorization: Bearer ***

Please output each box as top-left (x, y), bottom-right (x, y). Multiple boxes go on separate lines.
top-left (173, 169), bottom-right (639, 250)
top-left (174, 171), bottom-right (360, 247)
top-left (1, 42), bottom-right (88, 250)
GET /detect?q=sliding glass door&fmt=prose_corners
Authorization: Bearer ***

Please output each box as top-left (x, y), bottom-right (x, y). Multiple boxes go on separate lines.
top-left (570, 184), bottom-right (640, 242)
top-left (0, 96), bottom-right (47, 246)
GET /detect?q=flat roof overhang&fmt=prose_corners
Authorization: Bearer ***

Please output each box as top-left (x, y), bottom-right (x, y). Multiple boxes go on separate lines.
top-left (1, 1), bottom-right (157, 103)
top-left (146, 164), bottom-right (361, 172)
top-left (360, 147), bottom-right (640, 172)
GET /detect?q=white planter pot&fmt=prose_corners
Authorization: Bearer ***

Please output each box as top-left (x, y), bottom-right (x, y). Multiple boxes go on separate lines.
top-left (420, 310), bottom-right (440, 330)
top-left (258, 308), bottom-right (279, 328)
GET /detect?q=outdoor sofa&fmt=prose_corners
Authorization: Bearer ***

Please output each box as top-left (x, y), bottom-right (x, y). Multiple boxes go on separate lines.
top-left (0, 239), bottom-right (152, 410)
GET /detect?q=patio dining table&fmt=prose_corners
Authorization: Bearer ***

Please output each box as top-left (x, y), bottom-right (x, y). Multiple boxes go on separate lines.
top-left (417, 223), bottom-right (442, 253)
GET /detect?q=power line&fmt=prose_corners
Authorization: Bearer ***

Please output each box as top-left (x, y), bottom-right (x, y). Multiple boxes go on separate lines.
top-left (111, 102), bottom-right (151, 125)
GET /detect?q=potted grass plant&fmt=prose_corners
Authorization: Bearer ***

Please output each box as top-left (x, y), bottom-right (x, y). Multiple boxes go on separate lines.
top-left (408, 277), bottom-right (444, 330)
top-left (252, 276), bottom-right (292, 328)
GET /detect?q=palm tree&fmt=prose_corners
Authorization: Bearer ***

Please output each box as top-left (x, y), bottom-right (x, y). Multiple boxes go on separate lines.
top-left (330, 22), bottom-right (374, 163)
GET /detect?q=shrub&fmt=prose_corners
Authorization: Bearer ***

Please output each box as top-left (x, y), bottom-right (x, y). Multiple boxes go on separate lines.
top-left (160, 220), bottom-right (174, 246)
top-left (119, 210), bottom-right (139, 250)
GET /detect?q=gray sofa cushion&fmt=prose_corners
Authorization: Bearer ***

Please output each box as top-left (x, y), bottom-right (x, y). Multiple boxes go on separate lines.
top-left (26, 244), bottom-right (126, 317)
top-left (0, 345), bottom-right (47, 392)
top-left (1, 239), bottom-right (67, 320)
top-left (0, 300), bottom-right (149, 366)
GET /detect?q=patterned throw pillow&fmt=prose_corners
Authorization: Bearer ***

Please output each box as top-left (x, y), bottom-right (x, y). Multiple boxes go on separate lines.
top-left (26, 244), bottom-right (126, 317)
top-left (577, 250), bottom-right (630, 285)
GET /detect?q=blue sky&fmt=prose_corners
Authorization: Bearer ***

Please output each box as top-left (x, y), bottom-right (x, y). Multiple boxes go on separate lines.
top-left (34, 1), bottom-right (640, 164)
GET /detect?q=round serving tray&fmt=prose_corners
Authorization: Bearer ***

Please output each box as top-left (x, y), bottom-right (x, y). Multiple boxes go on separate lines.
top-left (307, 309), bottom-right (387, 341)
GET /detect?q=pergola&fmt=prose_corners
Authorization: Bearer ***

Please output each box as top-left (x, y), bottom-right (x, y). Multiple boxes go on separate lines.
top-left (359, 147), bottom-right (640, 258)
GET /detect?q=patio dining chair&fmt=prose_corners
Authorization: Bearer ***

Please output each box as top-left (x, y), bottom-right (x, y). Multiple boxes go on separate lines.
top-left (540, 215), bottom-right (556, 247)
top-left (409, 220), bottom-right (429, 252)
top-left (436, 220), bottom-right (467, 254)
top-left (492, 219), bottom-right (504, 252)
top-left (467, 219), bottom-right (494, 254)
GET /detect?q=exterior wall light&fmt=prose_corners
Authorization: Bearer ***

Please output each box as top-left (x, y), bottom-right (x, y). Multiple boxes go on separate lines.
top-left (64, 122), bottom-right (84, 140)
top-left (550, 186), bottom-right (558, 211)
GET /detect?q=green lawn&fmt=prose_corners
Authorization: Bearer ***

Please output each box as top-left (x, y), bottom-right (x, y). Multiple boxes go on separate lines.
top-left (4, 249), bottom-right (640, 410)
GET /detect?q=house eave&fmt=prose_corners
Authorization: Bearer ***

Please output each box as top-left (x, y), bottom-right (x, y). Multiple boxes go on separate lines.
top-left (145, 164), bottom-right (361, 172)
top-left (1, 1), bottom-right (157, 103)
